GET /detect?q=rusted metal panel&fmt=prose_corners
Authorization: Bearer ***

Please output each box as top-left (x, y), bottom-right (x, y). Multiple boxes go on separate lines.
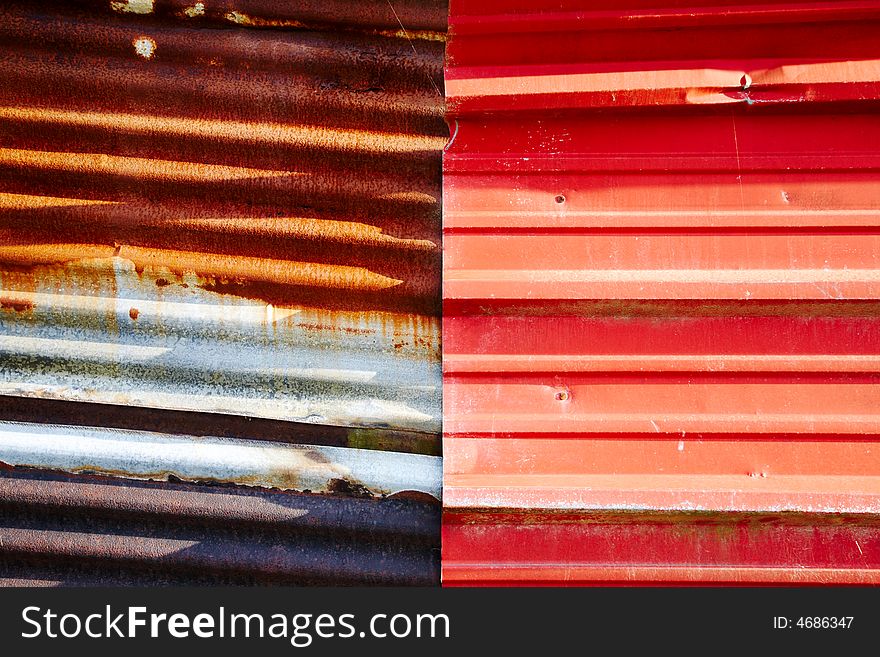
top-left (0, 468), bottom-right (440, 586)
top-left (443, 0), bottom-right (880, 585)
top-left (0, 0), bottom-right (444, 432)
top-left (0, 0), bottom-right (446, 584)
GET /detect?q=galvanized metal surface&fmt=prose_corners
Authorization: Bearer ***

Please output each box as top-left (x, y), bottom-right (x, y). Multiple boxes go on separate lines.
top-left (442, 0), bottom-right (880, 585)
top-left (0, 468), bottom-right (440, 586)
top-left (0, 420), bottom-right (441, 498)
top-left (0, 0), bottom-right (447, 584)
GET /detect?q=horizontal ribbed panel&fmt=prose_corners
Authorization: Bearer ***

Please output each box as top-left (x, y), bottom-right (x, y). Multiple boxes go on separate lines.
top-left (443, 0), bottom-right (880, 585)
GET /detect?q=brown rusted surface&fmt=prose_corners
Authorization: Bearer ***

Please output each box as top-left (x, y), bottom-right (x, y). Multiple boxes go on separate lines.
top-left (0, 0), bottom-right (444, 429)
top-left (0, 0), bottom-right (445, 315)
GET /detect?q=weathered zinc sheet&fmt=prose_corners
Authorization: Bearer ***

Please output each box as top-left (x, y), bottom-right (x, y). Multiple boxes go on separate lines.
top-left (0, 0), bottom-right (446, 584)
top-left (442, 0), bottom-right (880, 585)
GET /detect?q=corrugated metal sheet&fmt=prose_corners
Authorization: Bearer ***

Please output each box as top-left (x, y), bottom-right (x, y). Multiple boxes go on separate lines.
top-left (0, 468), bottom-right (440, 586)
top-left (0, 0), bottom-right (445, 584)
top-left (442, 0), bottom-right (880, 585)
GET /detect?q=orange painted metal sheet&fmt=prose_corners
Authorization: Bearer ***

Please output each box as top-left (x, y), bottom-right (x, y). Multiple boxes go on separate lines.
top-left (442, 0), bottom-right (880, 585)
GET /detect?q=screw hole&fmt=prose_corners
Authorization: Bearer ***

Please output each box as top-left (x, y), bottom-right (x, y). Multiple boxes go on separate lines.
top-left (554, 194), bottom-right (566, 204)
top-left (555, 391), bottom-right (569, 401)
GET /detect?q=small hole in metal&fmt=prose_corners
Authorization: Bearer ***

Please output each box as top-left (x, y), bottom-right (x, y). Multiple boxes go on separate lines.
top-left (554, 195), bottom-right (566, 204)
top-left (555, 391), bottom-right (569, 401)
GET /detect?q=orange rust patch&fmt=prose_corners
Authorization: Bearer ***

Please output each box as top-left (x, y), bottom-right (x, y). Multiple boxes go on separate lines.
top-left (0, 298), bottom-right (35, 313)
top-left (128, 307), bottom-right (139, 320)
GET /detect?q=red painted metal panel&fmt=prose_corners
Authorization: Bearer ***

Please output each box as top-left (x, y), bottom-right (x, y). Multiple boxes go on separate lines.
top-left (442, 0), bottom-right (880, 585)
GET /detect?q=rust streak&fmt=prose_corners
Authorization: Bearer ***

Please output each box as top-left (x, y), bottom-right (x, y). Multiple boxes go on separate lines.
top-left (0, 244), bottom-right (404, 292)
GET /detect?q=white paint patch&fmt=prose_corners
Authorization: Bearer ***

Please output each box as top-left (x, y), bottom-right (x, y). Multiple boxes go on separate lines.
top-left (133, 36), bottom-right (157, 60)
top-left (184, 2), bottom-right (205, 17)
top-left (677, 440), bottom-right (685, 452)
top-left (111, 0), bottom-right (154, 14)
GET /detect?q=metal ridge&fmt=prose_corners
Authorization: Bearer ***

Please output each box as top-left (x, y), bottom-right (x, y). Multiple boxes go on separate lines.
top-left (0, 420), bottom-right (442, 499)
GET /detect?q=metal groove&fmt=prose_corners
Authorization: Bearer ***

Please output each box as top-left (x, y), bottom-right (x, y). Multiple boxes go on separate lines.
top-left (0, 421), bottom-right (441, 498)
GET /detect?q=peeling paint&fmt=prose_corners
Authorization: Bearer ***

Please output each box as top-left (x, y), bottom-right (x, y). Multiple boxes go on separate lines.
top-left (183, 3), bottom-right (205, 18)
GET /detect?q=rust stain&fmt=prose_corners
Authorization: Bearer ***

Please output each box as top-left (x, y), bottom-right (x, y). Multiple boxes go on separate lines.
top-left (59, 463), bottom-right (309, 497)
top-left (328, 477), bottom-right (375, 498)
top-left (0, 298), bottom-right (34, 313)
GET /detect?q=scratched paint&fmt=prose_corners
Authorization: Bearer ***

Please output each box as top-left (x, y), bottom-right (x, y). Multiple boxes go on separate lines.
top-left (443, 0), bottom-right (880, 585)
